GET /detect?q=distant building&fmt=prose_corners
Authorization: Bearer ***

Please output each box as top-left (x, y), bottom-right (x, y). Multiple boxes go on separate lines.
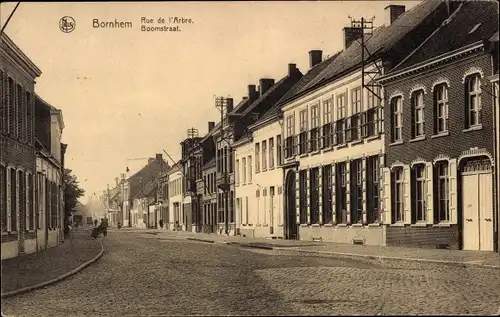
top-left (168, 161), bottom-right (183, 230)
top-left (1, 33), bottom-right (42, 260)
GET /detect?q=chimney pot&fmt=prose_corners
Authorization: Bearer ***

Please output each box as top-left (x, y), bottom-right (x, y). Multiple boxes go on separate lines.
top-left (288, 63), bottom-right (297, 76)
top-left (385, 5), bottom-right (405, 26)
top-left (343, 27), bottom-right (363, 50)
top-left (208, 121), bottom-right (215, 132)
top-left (156, 154), bottom-right (163, 162)
top-left (309, 50), bottom-right (323, 68)
top-left (248, 85), bottom-right (258, 102)
top-left (226, 98), bottom-right (234, 113)
top-left (259, 78), bottom-right (275, 96)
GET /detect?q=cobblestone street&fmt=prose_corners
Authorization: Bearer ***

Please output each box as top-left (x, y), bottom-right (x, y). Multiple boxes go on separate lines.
top-left (2, 230), bottom-right (499, 316)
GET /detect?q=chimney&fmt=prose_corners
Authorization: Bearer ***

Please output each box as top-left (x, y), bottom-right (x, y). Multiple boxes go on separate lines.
top-left (309, 50), bottom-right (323, 69)
top-left (156, 154), bottom-right (163, 162)
top-left (385, 5), bottom-right (405, 26)
top-left (148, 158), bottom-right (155, 164)
top-left (226, 98), bottom-right (234, 113)
top-left (259, 78), bottom-right (275, 96)
top-left (288, 63), bottom-right (297, 76)
top-left (248, 84), bottom-right (258, 102)
top-left (343, 27), bottom-right (363, 50)
top-left (208, 121), bottom-right (215, 132)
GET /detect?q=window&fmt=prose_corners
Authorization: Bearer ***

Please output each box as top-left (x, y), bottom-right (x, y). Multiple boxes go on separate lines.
top-left (350, 159), bottom-right (363, 224)
top-left (434, 84), bottom-right (449, 134)
top-left (391, 167), bottom-right (404, 223)
top-left (277, 135), bottom-right (282, 166)
top-left (26, 92), bottom-right (32, 144)
top-left (255, 143), bottom-right (260, 172)
top-left (351, 87), bottom-right (362, 141)
top-left (286, 115), bottom-right (294, 137)
top-left (322, 98), bottom-right (333, 148)
top-left (10, 168), bottom-right (17, 231)
top-left (411, 90), bottom-right (425, 138)
top-left (235, 160), bottom-right (240, 185)
top-left (322, 165), bottom-right (333, 224)
top-left (391, 96), bottom-right (403, 142)
top-left (465, 74), bottom-right (481, 127)
top-left (299, 170), bottom-right (307, 224)
top-left (248, 155), bottom-right (252, 182)
top-left (8, 77), bottom-right (15, 136)
top-left (335, 163), bottom-right (347, 224)
top-left (242, 157), bottom-right (246, 184)
top-left (335, 93), bottom-right (346, 145)
top-left (1, 165), bottom-right (6, 232)
top-left (228, 149), bottom-right (233, 173)
top-left (310, 104), bottom-right (320, 151)
top-left (262, 140), bottom-right (267, 170)
top-left (366, 156), bottom-right (379, 224)
top-left (365, 86), bottom-right (381, 137)
top-left (269, 137), bottom-right (274, 168)
top-left (411, 164), bottom-right (425, 223)
top-left (299, 109), bottom-right (308, 154)
top-left (434, 161), bottom-right (449, 223)
top-left (310, 168), bottom-right (320, 224)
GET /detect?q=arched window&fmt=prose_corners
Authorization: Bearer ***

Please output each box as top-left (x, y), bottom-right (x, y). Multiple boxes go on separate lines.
top-left (433, 83), bottom-right (449, 134)
top-left (411, 90), bottom-right (425, 139)
top-left (465, 74), bottom-right (481, 128)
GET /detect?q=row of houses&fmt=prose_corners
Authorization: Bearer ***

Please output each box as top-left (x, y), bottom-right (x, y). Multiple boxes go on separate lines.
top-left (111, 0), bottom-right (499, 252)
top-left (1, 33), bottom-right (67, 260)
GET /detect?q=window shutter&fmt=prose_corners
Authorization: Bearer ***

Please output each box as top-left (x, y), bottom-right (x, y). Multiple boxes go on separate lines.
top-left (295, 170), bottom-right (300, 225)
top-left (403, 165), bottom-right (411, 224)
top-left (318, 166), bottom-right (323, 225)
top-left (6, 168), bottom-right (11, 231)
top-left (15, 170), bottom-right (19, 231)
top-left (382, 167), bottom-right (391, 224)
top-left (448, 159), bottom-right (458, 224)
top-left (331, 163), bottom-right (336, 224)
top-left (425, 162), bottom-right (433, 224)
top-left (306, 168), bottom-right (311, 224)
top-left (345, 162), bottom-right (351, 224)
top-left (361, 158), bottom-right (367, 224)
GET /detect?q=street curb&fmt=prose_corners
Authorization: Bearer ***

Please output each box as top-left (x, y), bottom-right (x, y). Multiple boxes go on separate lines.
top-left (272, 247), bottom-right (500, 269)
top-left (227, 242), bottom-right (274, 250)
top-left (186, 237), bottom-right (215, 244)
top-left (1, 238), bottom-right (105, 299)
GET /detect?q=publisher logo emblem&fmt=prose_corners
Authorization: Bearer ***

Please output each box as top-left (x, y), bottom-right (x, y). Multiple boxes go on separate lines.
top-left (59, 16), bottom-right (76, 33)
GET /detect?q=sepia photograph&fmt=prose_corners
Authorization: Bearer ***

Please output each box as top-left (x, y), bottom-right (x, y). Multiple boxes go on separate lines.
top-left (0, 0), bottom-right (499, 315)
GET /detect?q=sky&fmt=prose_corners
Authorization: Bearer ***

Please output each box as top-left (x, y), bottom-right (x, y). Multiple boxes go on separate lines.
top-left (1, 0), bottom-right (420, 202)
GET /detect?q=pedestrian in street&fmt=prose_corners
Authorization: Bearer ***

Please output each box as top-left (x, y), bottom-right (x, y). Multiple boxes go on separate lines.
top-left (101, 219), bottom-right (108, 237)
top-left (159, 219), bottom-right (164, 229)
top-left (94, 219), bottom-right (98, 227)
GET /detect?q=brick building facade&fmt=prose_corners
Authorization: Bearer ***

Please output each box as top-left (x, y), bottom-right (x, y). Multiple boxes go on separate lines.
top-left (378, 1), bottom-right (499, 251)
top-left (1, 33), bottom-right (42, 260)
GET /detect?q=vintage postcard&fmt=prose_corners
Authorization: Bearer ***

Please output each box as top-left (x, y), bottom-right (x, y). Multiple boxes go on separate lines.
top-left (1, 0), bottom-right (499, 316)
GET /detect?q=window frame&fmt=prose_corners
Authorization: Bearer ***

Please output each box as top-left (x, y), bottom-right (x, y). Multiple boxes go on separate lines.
top-left (434, 83), bottom-right (449, 134)
top-left (391, 96), bottom-right (403, 142)
top-left (411, 163), bottom-right (426, 223)
top-left (411, 90), bottom-right (425, 139)
top-left (465, 74), bottom-right (482, 128)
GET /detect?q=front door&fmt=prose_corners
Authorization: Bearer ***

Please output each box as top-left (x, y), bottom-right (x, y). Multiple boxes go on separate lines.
top-left (285, 171), bottom-right (298, 240)
top-left (461, 159), bottom-right (494, 251)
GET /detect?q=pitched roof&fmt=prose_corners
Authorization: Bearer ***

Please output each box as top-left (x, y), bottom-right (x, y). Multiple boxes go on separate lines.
top-left (232, 97), bottom-right (252, 114)
top-left (293, 0), bottom-right (445, 98)
top-left (203, 156), bottom-right (216, 169)
top-left (167, 160), bottom-right (182, 175)
top-left (491, 31), bottom-right (499, 43)
top-left (252, 53), bottom-right (341, 126)
top-left (391, 1), bottom-right (499, 72)
top-left (128, 158), bottom-right (169, 199)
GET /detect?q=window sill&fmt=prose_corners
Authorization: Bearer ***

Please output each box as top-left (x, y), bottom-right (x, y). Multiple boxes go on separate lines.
top-left (310, 150), bottom-right (321, 156)
top-left (323, 224), bottom-right (333, 227)
top-left (351, 140), bottom-right (363, 146)
top-left (300, 224), bottom-right (308, 227)
top-left (463, 125), bottom-right (483, 133)
top-left (255, 171), bottom-right (260, 174)
top-left (431, 131), bottom-right (449, 139)
top-left (323, 146), bottom-right (333, 153)
top-left (336, 223), bottom-right (348, 228)
top-left (351, 223), bottom-right (363, 228)
top-left (409, 136), bottom-right (426, 143)
top-left (389, 140), bottom-right (404, 146)
top-left (410, 222), bottom-right (428, 227)
top-left (269, 167), bottom-right (275, 170)
top-left (311, 223), bottom-right (320, 227)
top-left (366, 134), bottom-right (381, 142)
top-left (261, 169), bottom-right (267, 172)
top-left (277, 224), bottom-right (284, 227)
top-left (262, 224), bottom-right (269, 227)
top-left (390, 222), bottom-right (405, 227)
top-left (433, 223), bottom-right (451, 227)
top-left (299, 153), bottom-right (308, 158)
top-left (368, 223), bottom-right (381, 227)
top-left (336, 144), bottom-right (348, 150)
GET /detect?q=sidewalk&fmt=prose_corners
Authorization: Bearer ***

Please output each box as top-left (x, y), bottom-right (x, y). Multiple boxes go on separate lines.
top-left (127, 228), bottom-right (500, 268)
top-left (1, 227), bottom-right (103, 295)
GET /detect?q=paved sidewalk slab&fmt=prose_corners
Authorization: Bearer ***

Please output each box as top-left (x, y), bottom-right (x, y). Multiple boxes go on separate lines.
top-left (1, 228), bottom-right (102, 294)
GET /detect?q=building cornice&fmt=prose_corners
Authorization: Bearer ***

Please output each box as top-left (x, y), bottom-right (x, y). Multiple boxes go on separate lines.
top-left (248, 112), bottom-right (280, 131)
top-left (1, 33), bottom-right (42, 79)
top-left (377, 41), bottom-right (485, 83)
